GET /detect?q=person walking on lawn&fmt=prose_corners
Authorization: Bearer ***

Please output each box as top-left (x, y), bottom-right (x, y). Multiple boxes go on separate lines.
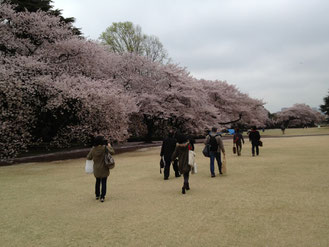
top-left (160, 131), bottom-right (180, 180)
top-left (233, 128), bottom-right (245, 156)
top-left (249, 126), bottom-right (261, 156)
top-left (87, 136), bottom-right (115, 202)
top-left (204, 127), bottom-right (226, 177)
top-left (171, 133), bottom-right (191, 194)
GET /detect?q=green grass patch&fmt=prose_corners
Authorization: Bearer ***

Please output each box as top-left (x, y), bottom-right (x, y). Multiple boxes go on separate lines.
top-left (260, 126), bottom-right (329, 136)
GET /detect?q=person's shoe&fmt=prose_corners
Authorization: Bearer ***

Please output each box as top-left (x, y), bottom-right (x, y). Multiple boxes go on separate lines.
top-left (164, 177), bottom-right (169, 180)
top-left (100, 198), bottom-right (105, 202)
top-left (182, 187), bottom-right (186, 194)
top-left (219, 172), bottom-right (223, 175)
top-left (211, 174), bottom-right (216, 177)
top-left (96, 196), bottom-right (100, 200)
top-left (175, 174), bottom-right (181, 177)
top-left (252, 154), bottom-right (255, 156)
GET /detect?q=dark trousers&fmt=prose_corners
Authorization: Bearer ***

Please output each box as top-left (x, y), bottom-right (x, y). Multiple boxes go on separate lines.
top-left (164, 157), bottom-right (180, 179)
top-left (235, 142), bottom-right (242, 156)
top-left (95, 177), bottom-right (107, 198)
top-left (183, 172), bottom-right (189, 184)
top-left (252, 143), bottom-right (259, 156)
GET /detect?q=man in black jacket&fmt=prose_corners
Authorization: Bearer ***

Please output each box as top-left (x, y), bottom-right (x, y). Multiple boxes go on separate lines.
top-left (160, 131), bottom-right (180, 180)
top-left (249, 126), bottom-right (261, 156)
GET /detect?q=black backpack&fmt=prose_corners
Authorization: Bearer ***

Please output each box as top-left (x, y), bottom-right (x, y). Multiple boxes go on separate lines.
top-left (209, 135), bottom-right (218, 151)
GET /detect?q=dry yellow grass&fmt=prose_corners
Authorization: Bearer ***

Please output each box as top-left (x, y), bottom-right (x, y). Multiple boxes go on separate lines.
top-left (1, 135), bottom-right (329, 247)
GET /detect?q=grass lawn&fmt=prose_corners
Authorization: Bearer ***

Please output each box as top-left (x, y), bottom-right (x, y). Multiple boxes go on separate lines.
top-left (1, 135), bottom-right (329, 246)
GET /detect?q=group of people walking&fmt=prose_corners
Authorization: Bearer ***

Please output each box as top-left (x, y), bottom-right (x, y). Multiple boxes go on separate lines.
top-left (86, 126), bottom-right (262, 201)
top-left (233, 126), bottom-right (261, 156)
top-left (159, 126), bottom-right (262, 194)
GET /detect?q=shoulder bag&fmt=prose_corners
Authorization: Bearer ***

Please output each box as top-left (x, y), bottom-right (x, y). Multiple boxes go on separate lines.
top-left (104, 146), bottom-right (115, 169)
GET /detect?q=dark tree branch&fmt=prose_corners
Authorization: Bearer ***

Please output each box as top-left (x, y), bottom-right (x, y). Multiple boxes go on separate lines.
top-left (218, 113), bottom-right (242, 125)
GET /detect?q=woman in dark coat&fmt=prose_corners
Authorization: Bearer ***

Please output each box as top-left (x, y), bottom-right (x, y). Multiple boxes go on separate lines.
top-left (171, 133), bottom-right (191, 194)
top-left (87, 136), bottom-right (114, 202)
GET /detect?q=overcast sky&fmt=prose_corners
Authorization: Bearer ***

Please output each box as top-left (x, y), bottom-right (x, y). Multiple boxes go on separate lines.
top-left (52, 0), bottom-right (329, 113)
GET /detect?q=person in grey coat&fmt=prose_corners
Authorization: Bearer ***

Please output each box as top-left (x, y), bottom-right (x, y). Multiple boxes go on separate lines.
top-left (204, 127), bottom-right (226, 177)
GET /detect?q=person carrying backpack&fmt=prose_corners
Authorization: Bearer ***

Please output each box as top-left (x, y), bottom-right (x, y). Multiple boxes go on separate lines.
top-left (204, 127), bottom-right (226, 177)
top-left (233, 128), bottom-right (245, 156)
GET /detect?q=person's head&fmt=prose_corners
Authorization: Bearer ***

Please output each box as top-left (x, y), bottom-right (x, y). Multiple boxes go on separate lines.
top-left (188, 136), bottom-right (195, 144)
top-left (176, 132), bottom-right (187, 144)
top-left (252, 126), bottom-right (257, 131)
top-left (168, 130), bottom-right (174, 138)
top-left (235, 128), bottom-right (240, 133)
top-left (94, 136), bottom-right (105, 146)
top-left (211, 127), bottom-right (217, 133)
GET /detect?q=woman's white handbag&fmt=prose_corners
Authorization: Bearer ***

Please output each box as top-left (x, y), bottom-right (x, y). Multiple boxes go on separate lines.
top-left (189, 150), bottom-right (198, 174)
top-left (85, 160), bottom-right (94, 174)
top-left (188, 150), bottom-right (195, 167)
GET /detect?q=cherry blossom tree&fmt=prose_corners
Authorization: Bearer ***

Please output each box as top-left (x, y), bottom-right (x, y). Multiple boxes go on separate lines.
top-left (200, 80), bottom-right (269, 128)
top-left (110, 53), bottom-right (225, 141)
top-left (0, 4), bottom-right (133, 161)
top-left (275, 104), bottom-right (325, 128)
top-left (0, 3), bottom-right (272, 162)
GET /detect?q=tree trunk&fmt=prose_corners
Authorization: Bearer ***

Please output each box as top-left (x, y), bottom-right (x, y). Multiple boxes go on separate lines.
top-left (144, 115), bottom-right (154, 143)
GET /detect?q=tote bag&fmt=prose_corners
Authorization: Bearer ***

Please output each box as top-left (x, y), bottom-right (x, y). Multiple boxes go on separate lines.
top-left (85, 160), bottom-right (94, 174)
top-left (221, 155), bottom-right (227, 175)
top-left (188, 150), bottom-right (195, 167)
top-left (104, 147), bottom-right (115, 169)
top-left (202, 144), bottom-right (210, 157)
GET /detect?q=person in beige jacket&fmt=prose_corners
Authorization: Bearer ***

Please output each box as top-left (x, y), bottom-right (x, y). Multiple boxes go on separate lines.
top-left (87, 136), bottom-right (114, 202)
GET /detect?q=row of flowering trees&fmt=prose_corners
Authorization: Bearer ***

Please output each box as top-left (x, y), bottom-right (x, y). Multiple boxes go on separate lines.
top-left (1, 3), bottom-right (268, 161)
top-left (273, 104), bottom-right (325, 128)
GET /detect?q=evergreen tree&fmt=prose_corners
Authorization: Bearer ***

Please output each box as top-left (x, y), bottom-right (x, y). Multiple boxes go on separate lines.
top-left (320, 91), bottom-right (329, 119)
top-left (5, 0), bottom-right (81, 35)
top-left (6, 0), bottom-right (53, 12)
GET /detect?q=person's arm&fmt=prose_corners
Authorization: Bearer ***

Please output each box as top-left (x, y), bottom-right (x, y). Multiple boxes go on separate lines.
top-left (204, 135), bottom-right (209, 145)
top-left (241, 134), bottom-right (245, 144)
top-left (107, 144), bottom-right (115, 155)
top-left (171, 146), bottom-right (178, 161)
top-left (160, 140), bottom-right (165, 156)
top-left (87, 148), bottom-right (93, 160)
top-left (217, 137), bottom-right (225, 155)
